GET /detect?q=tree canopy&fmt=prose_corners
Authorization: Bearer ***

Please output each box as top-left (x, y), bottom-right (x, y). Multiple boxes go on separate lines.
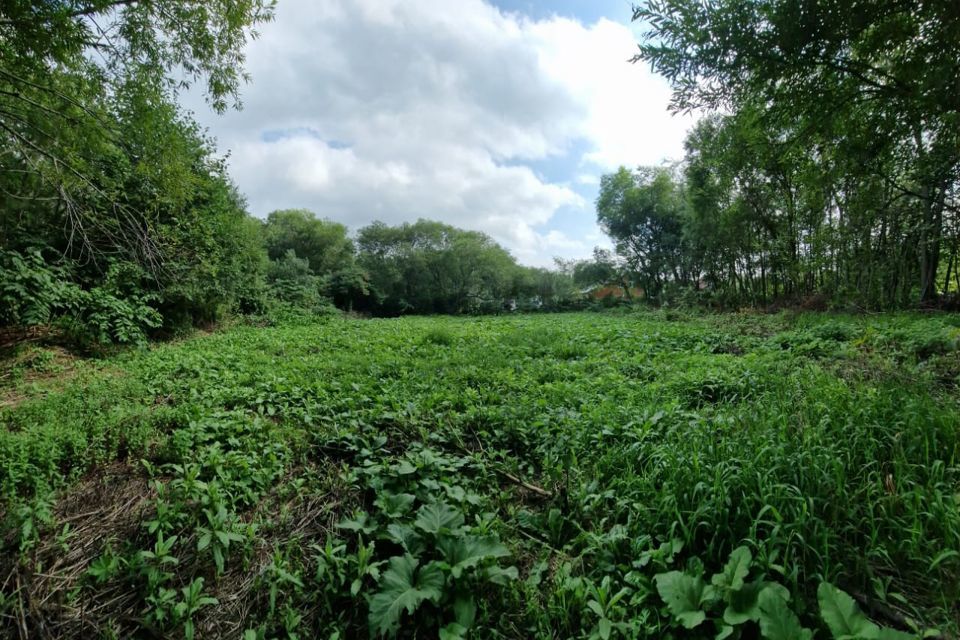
top-left (619, 0), bottom-right (960, 307)
top-left (1, 0), bottom-right (275, 265)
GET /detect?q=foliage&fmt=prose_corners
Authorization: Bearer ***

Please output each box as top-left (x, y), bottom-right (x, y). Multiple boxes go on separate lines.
top-left (369, 554), bottom-right (445, 635)
top-left (356, 218), bottom-right (575, 315)
top-left (263, 210), bottom-right (355, 277)
top-left (0, 249), bottom-right (161, 346)
top-left (596, 167), bottom-right (687, 303)
top-left (651, 546), bottom-right (916, 639)
top-left (0, 249), bottom-right (76, 326)
top-left (0, 312), bottom-right (957, 637)
top-left (0, 0), bottom-right (274, 338)
top-left (628, 0), bottom-right (960, 307)
top-left (266, 250), bottom-right (323, 308)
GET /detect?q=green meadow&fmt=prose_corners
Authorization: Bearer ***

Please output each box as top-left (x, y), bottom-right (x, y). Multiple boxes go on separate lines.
top-left (1, 311), bottom-right (958, 638)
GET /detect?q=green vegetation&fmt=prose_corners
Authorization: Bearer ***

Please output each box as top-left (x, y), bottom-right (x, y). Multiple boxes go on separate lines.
top-left (2, 311), bottom-right (957, 637)
top-left (622, 0), bottom-right (960, 308)
top-left (0, 2), bottom-right (577, 346)
top-left (5, 0), bottom-right (959, 349)
top-left (2, 2), bottom-right (959, 636)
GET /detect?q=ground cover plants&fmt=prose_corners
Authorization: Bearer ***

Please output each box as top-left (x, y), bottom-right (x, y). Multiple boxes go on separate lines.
top-left (0, 310), bottom-right (958, 638)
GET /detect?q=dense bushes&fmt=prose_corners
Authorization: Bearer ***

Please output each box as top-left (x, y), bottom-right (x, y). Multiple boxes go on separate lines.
top-left (0, 249), bottom-right (73, 327)
top-left (1, 250), bottom-right (161, 346)
top-left (0, 0), bottom-right (276, 345)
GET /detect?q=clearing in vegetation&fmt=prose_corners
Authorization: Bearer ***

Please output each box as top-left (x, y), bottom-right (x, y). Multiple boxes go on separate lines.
top-left (1, 311), bottom-right (958, 639)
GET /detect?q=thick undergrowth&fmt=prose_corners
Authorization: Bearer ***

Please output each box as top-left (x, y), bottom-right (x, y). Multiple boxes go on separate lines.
top-left (0, 311), bottom-right (958, 638)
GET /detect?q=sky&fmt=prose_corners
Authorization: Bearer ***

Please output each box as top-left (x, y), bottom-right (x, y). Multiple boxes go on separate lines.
top-left (188, 0), bottom-right (697, 267)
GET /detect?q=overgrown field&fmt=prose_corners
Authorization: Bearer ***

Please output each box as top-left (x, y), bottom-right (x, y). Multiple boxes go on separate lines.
top-left (1, 311), bottom-right (959, 639)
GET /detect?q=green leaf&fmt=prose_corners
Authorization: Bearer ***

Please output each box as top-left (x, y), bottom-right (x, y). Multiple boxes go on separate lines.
top-left (818, 582), bottom-right (879, 639)
top-left (722, 580), bottom-right (787, 626)
top-left (758, 587), bottom-right (813, 640)
top-left (655, 571), bottom-right (708, 629)
top-left (716, 625), bottom-right (735, 640)
top-left (483, 565), bottom-right (519, 585)
top-left (877, 630), bottom-right (916, 640)
top-left (376, 492), bottom-right (417, 517)
top-left (439, 623), bottom-right (468, 640)
top-left (385, 524), bottom-right (424, 554)
top-left (368, 555), bottom-right (445, 635)
top-left (212, 547), bottom-right (225, 574)
top-left (929, 549), bottom-right (959, 571)
top-left (712, 546), bottom-right (752, 592)
top-left (215, 530), bottom-right (240, 547)
top-left (439, 534), bottom-right (510, 578)
top-left (723, 579), bottom-right (764, 625)
top-left (599, 617), bottom-right (612, 640)
top-left (395, 460), bottom-right (417, 475)
top-left (197, 531), bottom-right (212, 551)
top-left (414, 502), bottom-right (464, 535)
top-left (337, 511), bottom-right (378, 535)
top-left (453, 594), bottom-right (477, 629)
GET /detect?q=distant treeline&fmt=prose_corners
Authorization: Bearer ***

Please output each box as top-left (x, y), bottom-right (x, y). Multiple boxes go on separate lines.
top-left (253, 210), bottom-right (585, 318)
top-left (3, 197), bottom-right (592, 345)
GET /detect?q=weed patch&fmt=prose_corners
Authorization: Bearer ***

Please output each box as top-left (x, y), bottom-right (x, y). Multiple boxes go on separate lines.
top-left (0, 312), bottom-right (957, 638)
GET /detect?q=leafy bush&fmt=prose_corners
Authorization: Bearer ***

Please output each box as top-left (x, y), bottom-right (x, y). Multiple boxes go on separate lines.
top-left (61, 287), bottom-right (162, 347)
top-left (653, 546), bottom-right (916, 639)
top-left (0, 251), bottom-right (161, 346)
top-left (266, 249), bottom-right (323, 307)
top-left (65, 262), bottom-right (161, 346)
top-left (0, 249), bottom-right (75, 326)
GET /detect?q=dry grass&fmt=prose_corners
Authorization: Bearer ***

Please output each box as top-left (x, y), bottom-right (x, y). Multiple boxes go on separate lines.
top-left (0, 463), bottom-right (352, 639)
top-left (0, 464), bottom-right (154, 638)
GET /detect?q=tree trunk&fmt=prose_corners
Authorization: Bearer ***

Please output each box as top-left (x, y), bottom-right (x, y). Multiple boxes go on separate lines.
top-left (919, 189), bottom-right (944, 304)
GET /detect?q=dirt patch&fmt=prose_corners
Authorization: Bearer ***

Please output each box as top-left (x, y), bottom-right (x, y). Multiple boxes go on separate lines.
top-left (0, 326), bottom-right (57, 353)
top-left (0, 463), bottom-right (154, 639)
top-left (0, 463), bottom-right (352, 639)
top-left (195, 483), bottom-right (347, 638)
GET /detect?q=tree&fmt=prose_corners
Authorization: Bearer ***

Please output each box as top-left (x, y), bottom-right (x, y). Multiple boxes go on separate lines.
top-left (267, 249), bottom-right (321, 308)
top-left (631, 0), bottom-right (960, 303)
top-left (596, 166), bottom-right (688, 302)
top-left (325, 263), bottom-right (372, 313)
top-left (572, 248), bottom-right (633, 297)
top-left (356, 219), bottom-right (524, 315)
top-left (1, 0), bottom-right (302, 339)
top-left (263, 210), bottom-right (355, 277)
top-left (514, 266), bottom-right (578, 310)
top-left (1, 0), bottom-right (274, 112)
top-left (0, 0), bottom-right (275, 264)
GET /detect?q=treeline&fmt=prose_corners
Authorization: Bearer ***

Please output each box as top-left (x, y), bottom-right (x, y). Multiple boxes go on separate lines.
top-left (258, 211), bottom-right (581, 317)
top-left (603, 0), bottom-right (959, 309)
top-left (3, 197), bottom-right (587, 344)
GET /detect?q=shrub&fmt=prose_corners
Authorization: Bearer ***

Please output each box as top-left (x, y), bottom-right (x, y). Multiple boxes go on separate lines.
top-left (0, 249), bottom-right (75, 326)
top-left (267, 250), bottom-right (323, 308)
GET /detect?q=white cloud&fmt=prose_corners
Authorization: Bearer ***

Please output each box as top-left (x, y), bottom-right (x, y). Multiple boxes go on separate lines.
top-left (189, 0), bottom-right (694, 266)
top-left (528, 16), bottom-right (697, 169)
top-left (577, 173), bottom-right (600, 185)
